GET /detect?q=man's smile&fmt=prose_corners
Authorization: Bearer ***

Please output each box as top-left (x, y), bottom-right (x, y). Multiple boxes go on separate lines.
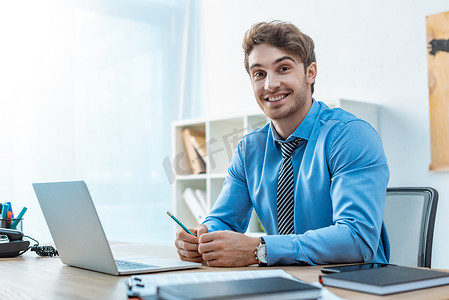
top-left (264, 93), bottom-right (290, 102)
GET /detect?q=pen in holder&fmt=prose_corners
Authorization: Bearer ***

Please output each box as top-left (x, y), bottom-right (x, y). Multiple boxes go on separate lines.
top-left (0, 218), bottom-right (24, 231)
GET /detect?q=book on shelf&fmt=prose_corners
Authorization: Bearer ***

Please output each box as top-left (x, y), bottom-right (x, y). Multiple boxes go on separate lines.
top-left (157, 276), bottom-right (321, 300)
top-left (319, 264), bottom-right (449, 295)
top-left (182, 128), bottom-right (206, 174)
top-left (182, 188), bottom-right (207, 224)
top-left (189, 135), bottom-right (208, 165)
top-left (193, 188), bottom-right (208, 215)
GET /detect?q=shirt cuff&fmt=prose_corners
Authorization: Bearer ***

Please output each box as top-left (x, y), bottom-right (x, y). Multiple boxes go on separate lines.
top-left (263, 234), bottom-right (313, 266)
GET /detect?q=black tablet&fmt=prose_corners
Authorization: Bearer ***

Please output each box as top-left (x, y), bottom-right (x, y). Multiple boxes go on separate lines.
top-left (320, 263), bottom-right (393, 274)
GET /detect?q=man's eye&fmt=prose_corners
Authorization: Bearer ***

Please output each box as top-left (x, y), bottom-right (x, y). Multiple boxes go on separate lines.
top-left (254, 72), bottom-right (265, 78)
top-left (280, 66), bottom-right (291, 72)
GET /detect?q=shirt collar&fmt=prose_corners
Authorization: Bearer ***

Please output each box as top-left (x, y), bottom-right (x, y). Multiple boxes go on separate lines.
top-left (270, 99), bottom-right (319, 142)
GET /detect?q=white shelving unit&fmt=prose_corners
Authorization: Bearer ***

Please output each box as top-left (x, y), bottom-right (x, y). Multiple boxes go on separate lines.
top-left (172, 113), bottom-right (269, 235)
top-left (171, 99), bottom-right (379, 235)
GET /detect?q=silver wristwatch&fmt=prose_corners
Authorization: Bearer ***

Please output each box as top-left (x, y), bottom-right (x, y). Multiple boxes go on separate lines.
top-left (255, 237), bottom-right (267, 266)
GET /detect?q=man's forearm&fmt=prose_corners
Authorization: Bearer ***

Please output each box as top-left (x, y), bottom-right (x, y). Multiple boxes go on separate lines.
top-left (263, 223), bottom-right (384, 266)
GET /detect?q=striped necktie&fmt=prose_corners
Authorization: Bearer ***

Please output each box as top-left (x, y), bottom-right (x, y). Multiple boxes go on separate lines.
top-left (277, 138), bottom-right (302, 235)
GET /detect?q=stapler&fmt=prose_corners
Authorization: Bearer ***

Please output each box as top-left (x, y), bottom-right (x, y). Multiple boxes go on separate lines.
top-left (0, 228), bottom-right (30, 258)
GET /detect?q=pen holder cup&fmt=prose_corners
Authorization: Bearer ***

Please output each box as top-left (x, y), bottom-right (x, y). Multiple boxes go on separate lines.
top-left (0, 218), bottom-right (23, 231)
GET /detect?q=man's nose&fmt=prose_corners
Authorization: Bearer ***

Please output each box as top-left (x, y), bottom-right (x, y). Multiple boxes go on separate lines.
top-left (264, 73), bottom-right (281, 91)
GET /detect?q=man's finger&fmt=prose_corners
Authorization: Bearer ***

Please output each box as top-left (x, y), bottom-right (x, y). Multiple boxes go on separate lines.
top-left (197, 224), bottom-right (208, 237)
top-left (178, 251), bottom-right (203, 263)
top-left (201, 250), bottom-right (219, 262)
top-left (178, 248), bottom-right (202, 258)
top-left (198, 231), bottom-right (220, 243)
top-left (178, 249), bottom-right (203, 260)
top-left (206, 259), bottom-right (221, 267)
top-left (178, 239), bottom-right (199, 251)
top-left (176, 228), bottom-right (198, 243)
top-left (197, 241), bottom-right (209, 254)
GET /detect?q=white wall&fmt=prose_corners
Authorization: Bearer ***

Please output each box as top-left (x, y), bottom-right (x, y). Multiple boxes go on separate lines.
top-left (199, 0), bottom-right (449, 268)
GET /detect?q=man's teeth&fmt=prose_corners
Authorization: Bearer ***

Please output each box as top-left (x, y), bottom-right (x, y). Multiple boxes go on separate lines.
top-left (267, 94), bottom-right (287, 102)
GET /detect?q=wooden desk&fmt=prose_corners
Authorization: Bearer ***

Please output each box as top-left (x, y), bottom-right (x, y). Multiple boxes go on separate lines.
top-left (1, 242), bottom-right (449, 299)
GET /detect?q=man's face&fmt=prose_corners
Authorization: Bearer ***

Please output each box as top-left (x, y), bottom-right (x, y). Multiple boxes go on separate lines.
top-left (248, 43), bottom-right (315, 121)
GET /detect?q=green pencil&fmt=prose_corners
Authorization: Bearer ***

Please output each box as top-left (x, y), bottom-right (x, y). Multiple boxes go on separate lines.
top-left (167, 211), bottom-right (195, 236)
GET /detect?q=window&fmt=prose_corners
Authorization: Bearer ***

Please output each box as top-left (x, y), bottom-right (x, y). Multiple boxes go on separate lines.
top-left (0, 0), bottom-right (202, 245)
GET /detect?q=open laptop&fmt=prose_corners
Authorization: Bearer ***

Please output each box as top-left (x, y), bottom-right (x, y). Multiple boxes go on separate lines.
top-left (32, 181), bottom-right (201, 275)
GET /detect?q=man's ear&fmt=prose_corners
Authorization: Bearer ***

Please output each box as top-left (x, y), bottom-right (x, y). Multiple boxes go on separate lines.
top-left (305, 62), bottom-right (317, 85)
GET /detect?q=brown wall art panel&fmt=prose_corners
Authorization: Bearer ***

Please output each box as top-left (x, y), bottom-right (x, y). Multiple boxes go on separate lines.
top-left (427, 10), bottom-right (449, 171)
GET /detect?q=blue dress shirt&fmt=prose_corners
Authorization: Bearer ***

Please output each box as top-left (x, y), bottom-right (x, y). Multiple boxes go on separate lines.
top-left (203, 100), bottom-right (390, 266)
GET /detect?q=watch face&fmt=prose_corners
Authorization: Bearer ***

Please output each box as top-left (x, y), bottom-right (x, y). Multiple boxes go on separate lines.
top-left (257, 244), bottom-right (267, 263)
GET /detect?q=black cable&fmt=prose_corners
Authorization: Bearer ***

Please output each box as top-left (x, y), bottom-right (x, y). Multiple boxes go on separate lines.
top-left (17, 235), bottom-right (35, 256)
top-left (24, 235), bottom-right (39, 245)
top-left (30, 245), bottom-right (59, 257)
top-left (22, 235), bottom-right (59, 257)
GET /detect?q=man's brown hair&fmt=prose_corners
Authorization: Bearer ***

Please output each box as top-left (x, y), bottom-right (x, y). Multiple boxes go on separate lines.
top-left (242, 20), bottom-right (316, 94)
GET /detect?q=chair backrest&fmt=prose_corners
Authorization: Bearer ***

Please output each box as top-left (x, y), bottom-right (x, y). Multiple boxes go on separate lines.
top-left (383, 187), bottom-right (438, 268)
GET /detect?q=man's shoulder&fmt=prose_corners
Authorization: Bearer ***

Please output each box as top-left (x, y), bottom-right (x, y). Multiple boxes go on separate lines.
top-left (316, 101), bottom-right (360, 124)
top-left (314, 101), bottom-right (378, 136)
top-left (236, 122), bottom-right (271, 155)
top-left (242, 122), bottom-right (270, 141)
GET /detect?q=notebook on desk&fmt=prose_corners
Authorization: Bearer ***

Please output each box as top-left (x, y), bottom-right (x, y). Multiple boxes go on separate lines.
top-left (32, 180), bottom-right (201, 276)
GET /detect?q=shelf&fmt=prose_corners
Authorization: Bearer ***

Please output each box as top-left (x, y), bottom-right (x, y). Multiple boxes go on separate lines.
top-left (175, 174), bottom-right (208, 181)
top-left (172, 113), bottom-right (267, 232)
top-left (209, 173), bottom-right (227, 179)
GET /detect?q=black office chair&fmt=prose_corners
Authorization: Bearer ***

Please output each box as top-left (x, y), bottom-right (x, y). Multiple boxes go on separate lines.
top-left (383, 187), bottom-right (438, 268)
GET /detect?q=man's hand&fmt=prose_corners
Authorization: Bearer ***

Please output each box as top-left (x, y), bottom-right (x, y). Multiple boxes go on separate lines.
top-left (174, 224), bottom-right (208, 263)
top-left (198, 230), bottom-right (260, 267)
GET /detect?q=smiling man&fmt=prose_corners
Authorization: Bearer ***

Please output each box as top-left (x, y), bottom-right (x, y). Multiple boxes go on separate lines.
top-left (174, 21), bottom-right (390, 267)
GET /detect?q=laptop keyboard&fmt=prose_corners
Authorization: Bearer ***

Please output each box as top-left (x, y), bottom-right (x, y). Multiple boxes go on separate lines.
top-left (115, 260), bottom-right (159, 270)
